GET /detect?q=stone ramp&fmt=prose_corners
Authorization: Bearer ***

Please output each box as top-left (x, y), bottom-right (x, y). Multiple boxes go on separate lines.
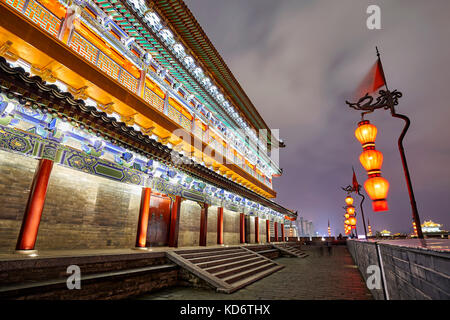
top-left (273, 243), bottom-right (309, 258)
top-left (166, 246), bottom-right (284, 293)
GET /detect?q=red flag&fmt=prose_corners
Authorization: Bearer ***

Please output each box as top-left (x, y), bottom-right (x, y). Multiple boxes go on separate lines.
top-left (354, 58), bottom-right (386, 99)
top-left (352, 167), bottom-right (359, 191)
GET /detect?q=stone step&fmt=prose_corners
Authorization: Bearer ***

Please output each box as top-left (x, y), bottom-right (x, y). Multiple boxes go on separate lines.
top-left (175, 247), bottom-right (237, 255)
top-left (195, 253), bottom-right (256, 269)
top-left (272, 244), bottom-right (308, 258)
top-left (258, 249), bottom-right (278, 254)
top-left (213, 259), bottom-right (272, 279)
top-left (204, 256), bottom-right (264, 274)
top-left (247, 245), bottom-right (273, 251)
top-left (220, 264), bottom-right (284, 293)
top-left (285, 247), bottom-right (308, 256)
top-left (178, 248), bottom-right (243, 259)
top-left (167, 245), bottom-right (285, 294)
top-left (185, 250), bottom-right (249, 263)
top-left (223, 262), bottom-right (278, 284)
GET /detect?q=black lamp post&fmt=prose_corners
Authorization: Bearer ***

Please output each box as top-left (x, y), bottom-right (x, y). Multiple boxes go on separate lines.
top-left (343, 184), bottom-right (367, 238)
top-left (345, 48), bottom-right (424, 239)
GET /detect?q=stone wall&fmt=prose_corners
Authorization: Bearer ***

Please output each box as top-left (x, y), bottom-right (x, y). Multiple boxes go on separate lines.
top-left (347, 240), bottom-right (450, 300)
top-left (206, 205), bottom-right (218, 246)
top-left (278, 222), bottom-right (282, 240)
top-left (259, 218), bottom-right (267, 243)
top-left (248, 216), bottom-right (255, 243)
top-left (0, 150), bottom-right (38, 252)
top-left (37, 164), bottom-right (141, 250)
top-left (0, 251), bottom-right (178, 299)
top-left (178, 200), bottom-right (201, 247)
top-left (0, 149), bottom-right (259, 251)
top-left (223, 208), bottom-right (240, 245)
top-left (346, 240), bottom-right (384, 300)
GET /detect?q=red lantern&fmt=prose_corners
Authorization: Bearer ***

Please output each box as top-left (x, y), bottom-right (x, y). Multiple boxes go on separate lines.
top-left (364, 176), bottom-right (390, 211)
top-left (355, 120), bottom-right (390, 212)
top-left (412, 221), bottom-right (418, 236)
top-left (344, 225), bottom-right (351, 235)
top-left (345, 196), bottom-right (354, 206)
top-left (359, 149), bottom-right (383, 176)
top-left (344, 213), bottom-right (350, 219)
top-left (349, 217), bottom-right (357, 226)
top-left (355, 120), bottom-right (377, 149)
top-left (346, 206), bottom-right (355, 215)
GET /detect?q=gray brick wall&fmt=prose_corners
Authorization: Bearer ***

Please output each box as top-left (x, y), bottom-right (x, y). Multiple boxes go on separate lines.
top-left (206, 205), bottom-right (218, 246)
top-left (259, 218), bottom-right (267, 243)
top-left (0, 150), bottom-right (246, 251)
top-left (347, 240), bottom-right (384, 300)
top-left (37, 164), bottom-right (141, 250)
top-left (0, 151), bottom-right (38, 252)
top-left (178, 200), bottom-right (201, 247)
top-left (223, 208), bottom-right (239, 245)
top-left (249, 216), bottom-right (255, 243)
top-left (380, 244), bottom-right (449, 300)
top-left (348, 240), bottom-right (450, 300)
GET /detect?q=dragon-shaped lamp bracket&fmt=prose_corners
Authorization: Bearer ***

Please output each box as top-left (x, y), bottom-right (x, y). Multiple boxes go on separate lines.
top-left (345, 89), bottom-right (403, 119)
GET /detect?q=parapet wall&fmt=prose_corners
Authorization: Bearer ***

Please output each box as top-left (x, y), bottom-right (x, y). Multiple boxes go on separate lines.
top-left (347, 240), bottom-right (450, 300)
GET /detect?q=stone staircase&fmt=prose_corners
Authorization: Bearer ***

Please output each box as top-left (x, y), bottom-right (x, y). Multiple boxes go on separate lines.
top-left (273, 243), bottom-right (309, 258)
top-left (245, 244), bottom-right (280, 259)
top-left (166, 246), bottom-right (284, 293)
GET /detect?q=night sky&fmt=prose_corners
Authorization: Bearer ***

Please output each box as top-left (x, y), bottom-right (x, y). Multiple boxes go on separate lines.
top-left (185, 0), bottom-right (450, 235)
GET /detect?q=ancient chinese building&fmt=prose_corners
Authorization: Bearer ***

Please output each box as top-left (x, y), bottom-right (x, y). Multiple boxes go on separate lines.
top-left (0, 0), bottom-right (298, 254)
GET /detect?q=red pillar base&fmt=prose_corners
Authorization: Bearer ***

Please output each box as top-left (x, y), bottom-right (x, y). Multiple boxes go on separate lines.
top-left (132, 247), bottom-right (151, 251)
top-left (14, 249), bottom-right (38, 256)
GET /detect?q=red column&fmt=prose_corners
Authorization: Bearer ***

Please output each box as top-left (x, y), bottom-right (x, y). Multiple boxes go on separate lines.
top-left (274, 222), bottom-right (278, 242)
top-left (255, 217), bottom-right (259, 243)
top-left (266, 220), bottom-right (270, 243)
top-left (168, 196), bottom-right (182, 247)
top-left (135, 187), bottom-right (151, 248)
top-left (199, 203), bottom-right (208, 246)
top-left (281, 223), bottom-right (285, 242)
top-left (240, 213), bottom-right (245, 243)
top-left (16, 159), bottom-right (54, 251)
top-left (217, 207), bottom-right (223, 245)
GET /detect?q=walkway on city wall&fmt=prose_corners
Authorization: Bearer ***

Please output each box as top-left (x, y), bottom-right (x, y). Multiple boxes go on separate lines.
top-left (0, 242), bottom-right (313, 299)
top-left (0, 243), bottom-right (373, 300)
top-left (2, 240), bottom-right (448, 300)
top-left (138, 246), bottom-right (373, 300)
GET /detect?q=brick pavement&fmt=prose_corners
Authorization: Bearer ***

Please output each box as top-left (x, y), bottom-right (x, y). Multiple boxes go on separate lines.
top-left (136, 245), bottom-right (373, 300)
